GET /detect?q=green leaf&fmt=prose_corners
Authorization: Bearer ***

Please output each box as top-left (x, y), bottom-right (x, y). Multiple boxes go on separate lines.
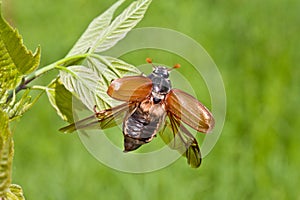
top-left (0, 89), bottom-right (9, 104)
top-left (93, 0), bottom-right (152, 53)
top-left (59, 65), bottom-right (111, 111)
top-left (0, 109), bottom-right (14, 197)
top-left (91, 0), bottom-right (152, 53)
top-left (67, 0), bottom-right (126, 57)
top-left (2, 89), bottom-right (35, 121)
top-left (96, 55), bottom-right (141, 76)
top-left (59, 0), bottom-right (150, 116)
top-left (87, 55), bottom-right (140, 85)
top-left (67, 0), bottom-right (152, 56)
top-left (0, 13), bottom-right (41, 92)
top-left (5, 184), bottom-right (25, 200)
top-left (46, 78), bottom-right (74, 123)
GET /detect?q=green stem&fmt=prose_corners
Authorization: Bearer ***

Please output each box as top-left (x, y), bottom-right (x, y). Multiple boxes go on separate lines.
top-left (6, 53), bottom-right (89, 102)
top-left (6, 63), bottom-right (56, 102)
top-left (30, 85), bottom-right (49, 91)
top-left (29, 53), bottom-right (89, 81)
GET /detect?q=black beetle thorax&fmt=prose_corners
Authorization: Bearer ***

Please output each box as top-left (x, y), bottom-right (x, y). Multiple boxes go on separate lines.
top-left (147, 67), bottom-right (172, 102)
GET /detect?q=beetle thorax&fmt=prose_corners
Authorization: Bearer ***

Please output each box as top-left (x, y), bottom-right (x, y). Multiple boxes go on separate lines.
top-left (147, 66), bottom-right (171, 102)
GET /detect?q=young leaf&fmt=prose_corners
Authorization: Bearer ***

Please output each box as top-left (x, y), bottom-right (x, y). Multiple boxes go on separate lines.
top-left (5, 184), bottom-right (25, 200)
top-left (0, 110), bottom-right (14, 197)
top-left (87, 55), bottom-right (140, 85)
top-left (91, 0), bottom-right (152, 53)
top-left (2, 89), bottom-right (35, 121)
top-left (96, 55), bottom-right (141, 76)
top-left (46, 78), bottom-right (74, 123)
top-left (88, 57), bottom-right (120, 85)
top-left (0, 13), bottom-right (40, 90)
top-left (59, 65), bottom-right (112, 111)
top-left (0, 89), bottom-right (9, 104)
top-left (67, 0), bottom-right (126, 57)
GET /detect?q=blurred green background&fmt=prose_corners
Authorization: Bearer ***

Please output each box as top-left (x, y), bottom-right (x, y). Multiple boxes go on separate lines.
top-left (2, 0), bottom-right (300, 199)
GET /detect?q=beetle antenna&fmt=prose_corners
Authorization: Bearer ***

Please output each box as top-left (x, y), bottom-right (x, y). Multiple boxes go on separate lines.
top-left (168, 63), bottom-right (181, 71)
top-left (146, 58), bottom-right (156, 69)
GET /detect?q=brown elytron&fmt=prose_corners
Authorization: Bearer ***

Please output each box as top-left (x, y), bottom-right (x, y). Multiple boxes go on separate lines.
top-left (60, 59), bottom-right (214, 168)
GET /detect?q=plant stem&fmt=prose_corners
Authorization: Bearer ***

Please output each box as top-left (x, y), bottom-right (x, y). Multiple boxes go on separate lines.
top-left (6, 63), bottom-right (56, 102)
top-left (6, 53), bottom-right (89, 102)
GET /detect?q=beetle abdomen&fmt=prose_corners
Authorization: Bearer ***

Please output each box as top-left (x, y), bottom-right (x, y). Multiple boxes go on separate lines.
top-left (125, 115), bottom-right (160, 139)
top-left (123, 99), bottom-right (166, 152)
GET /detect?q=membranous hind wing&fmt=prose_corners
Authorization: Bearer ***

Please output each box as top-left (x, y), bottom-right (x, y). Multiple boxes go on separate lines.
top-left (162, 88), bottom-right (215, 167)
top-left (159, 113), bottom-right (201, 168)
top-left (59, 102), bottom-right (137, 133)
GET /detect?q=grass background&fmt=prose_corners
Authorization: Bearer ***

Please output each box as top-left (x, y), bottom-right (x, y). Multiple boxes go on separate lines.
top-left (2, 0), bottom-right (300, 199)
